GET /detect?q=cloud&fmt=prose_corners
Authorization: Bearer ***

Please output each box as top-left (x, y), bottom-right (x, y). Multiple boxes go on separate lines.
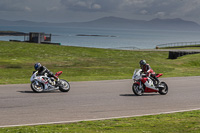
top-left (1, 0), bottom-right (200, 23)
top-left (92, 4), bottom-right (101, 10)
top-left (60, 0), bottom-right (120, 12)
top-left (0, 0), bottom-right (31, 11)
top-left (169, 0), bottom-right (200, 17)
top-left (24, 6), bottom-right (32, 12)
top-left (60, 0), bottom-right (162, 12)
top-left (0, 0), bottom-right (62, 12)
top-left (155, 12), bottom-right (166, 18)
top-left (60, 0), bottom-right (101, 11)
top-left (140, 10), bottom-right (148, 15)
top-left (59, 0), bottom-right (200, 18)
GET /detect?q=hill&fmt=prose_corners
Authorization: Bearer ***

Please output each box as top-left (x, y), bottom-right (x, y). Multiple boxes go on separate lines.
top-left (0, 16), bottom-right (200, 31)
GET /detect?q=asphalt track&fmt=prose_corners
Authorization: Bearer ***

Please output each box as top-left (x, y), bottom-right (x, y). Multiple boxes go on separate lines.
top-left (0, 77), bottom-right (200, 127)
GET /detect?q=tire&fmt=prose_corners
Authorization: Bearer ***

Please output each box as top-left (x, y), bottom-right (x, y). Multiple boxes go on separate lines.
top-left (31, 80), bottom-right (44, 93)
top-left (132, 83), bottom-right (143, 96)
top-left (158, 82), bottom-right (168, 95)
top-left (59, 79), bottom-right (70, 92)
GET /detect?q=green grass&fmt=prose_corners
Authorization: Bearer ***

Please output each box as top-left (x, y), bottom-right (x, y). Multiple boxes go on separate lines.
top-left (0, 41), bottom-right (200, 84)
top-left (0, 110), bottom-right (200, 133)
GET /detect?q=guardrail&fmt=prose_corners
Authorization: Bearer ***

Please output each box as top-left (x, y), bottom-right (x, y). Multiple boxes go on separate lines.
top-left (156, 41), bottom-right (200, 48)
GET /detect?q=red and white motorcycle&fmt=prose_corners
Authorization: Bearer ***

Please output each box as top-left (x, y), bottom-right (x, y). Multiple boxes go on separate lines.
top-left (132, 69), bottom-right (168, 96)
top-left (30, 71), bottom-right (70, 93)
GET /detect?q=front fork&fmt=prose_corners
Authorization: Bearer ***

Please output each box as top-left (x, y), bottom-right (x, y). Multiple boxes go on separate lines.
top-left (139, 80), bottom-right (143, 89)
top-left (135, 80), bottom-right (143, 90)
top-left (34, 80), bottom-right (40, 86)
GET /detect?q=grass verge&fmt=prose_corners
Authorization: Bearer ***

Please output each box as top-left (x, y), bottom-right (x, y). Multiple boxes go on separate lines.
top-left (0, 110), bottom-right (200, 133)
top-left (0, 41), bottom-right (200, 84)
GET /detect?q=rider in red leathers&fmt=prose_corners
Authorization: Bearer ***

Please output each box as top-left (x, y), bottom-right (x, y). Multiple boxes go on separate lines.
top-left (139, 60), bottom-right (160, 86)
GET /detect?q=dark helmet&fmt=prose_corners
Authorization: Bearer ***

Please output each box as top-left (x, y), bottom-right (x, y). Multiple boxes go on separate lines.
top-left (139, 60), bottom-right (146, 67)
top-left (34, 63), bottom-right (42, 70)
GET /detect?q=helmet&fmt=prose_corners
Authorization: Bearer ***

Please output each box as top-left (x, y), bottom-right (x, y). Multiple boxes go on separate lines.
top-left (34, 63), bottom-right (42, 70)
top-left (139, 60), bottom-right (146, 67)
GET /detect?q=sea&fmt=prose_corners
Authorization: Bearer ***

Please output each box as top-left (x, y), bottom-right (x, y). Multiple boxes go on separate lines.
top-left (0, 25), bottom-right (200, 49)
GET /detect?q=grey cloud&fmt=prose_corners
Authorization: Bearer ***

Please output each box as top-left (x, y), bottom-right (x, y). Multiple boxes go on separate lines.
top-left (58, 0), bottom-right (200, 23)
top-left (60, 0), bottom-right (121, 12)
top-left (1, 0), bottom-right (200, 23)
top-left (0, 0), bottom-right (32, 11)
top-left (60, 0), bottom-right (196, 18)
top-left (60, 0), bottom-right (159, 12)
top-left (0, 0), bottom-right (62, 12)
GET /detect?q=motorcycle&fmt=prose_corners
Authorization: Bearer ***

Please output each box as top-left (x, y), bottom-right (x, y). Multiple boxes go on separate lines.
top-left (30, 71), bottom-right (70, 93)
top-left (132, 69), bottom-right (168, 96)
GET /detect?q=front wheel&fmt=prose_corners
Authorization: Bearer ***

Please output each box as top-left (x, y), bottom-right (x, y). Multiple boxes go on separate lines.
top-left (132, 83), bottom-right (143, 96)
top-left (31, 80), bottom-right (44, 93)
top-left (59, 79), bottom-right (70, 92)
top-left (158, 82), bottom-right (168, 95)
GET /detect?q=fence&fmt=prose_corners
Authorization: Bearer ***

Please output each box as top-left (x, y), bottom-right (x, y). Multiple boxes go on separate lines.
top-left (156, 41), bottom-right (200, 48)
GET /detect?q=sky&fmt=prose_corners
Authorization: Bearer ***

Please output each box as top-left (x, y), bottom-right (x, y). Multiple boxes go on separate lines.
top-left (1, 0), bottom-right (200, 24)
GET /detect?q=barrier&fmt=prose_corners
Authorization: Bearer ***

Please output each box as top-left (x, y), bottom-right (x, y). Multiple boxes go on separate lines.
top-left (168, 51), bottom-right (200, 59)
top-left (157, 41), bottom-right (200, 49)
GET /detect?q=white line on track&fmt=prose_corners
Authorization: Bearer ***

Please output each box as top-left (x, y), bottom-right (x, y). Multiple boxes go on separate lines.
top-left (1, 108), bottom-right (200, 128)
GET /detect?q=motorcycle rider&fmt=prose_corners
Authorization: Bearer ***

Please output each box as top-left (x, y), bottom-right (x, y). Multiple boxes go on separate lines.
top-left (139, 60), bottom-right (160, 86)
top-left (34, 63), bottom-right (60, 86)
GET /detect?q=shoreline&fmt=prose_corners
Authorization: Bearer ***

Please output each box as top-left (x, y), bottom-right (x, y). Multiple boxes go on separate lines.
top-left (0, 31), bottom-right (27, 36)
top-left (76, 34), bottom-right (116, 37)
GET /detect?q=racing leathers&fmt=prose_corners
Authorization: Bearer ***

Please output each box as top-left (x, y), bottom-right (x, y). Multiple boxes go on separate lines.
top-left (141, 64), bottom-right (160, 86)
top-left (37, 66), bottom-right (53, 76)
top-left (37, 66), bottom-right (60, 86)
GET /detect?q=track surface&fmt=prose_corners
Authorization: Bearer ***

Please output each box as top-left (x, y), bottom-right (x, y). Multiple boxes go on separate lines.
top-left (0, 77), bottom-right (200, 127)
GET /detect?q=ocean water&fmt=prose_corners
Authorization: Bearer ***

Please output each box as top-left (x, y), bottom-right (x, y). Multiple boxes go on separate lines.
top-left (0, 25), bottom-right (200, 49)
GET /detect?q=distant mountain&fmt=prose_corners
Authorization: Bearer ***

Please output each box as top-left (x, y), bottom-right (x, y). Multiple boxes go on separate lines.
top-left (0, 19), bottom-right (51, 26)
top-left (82, 16), bottom-right (200, 30)
top-left (0, 16), bottom-right (200, 31)
top-left (147, 18), bottom-right (200, 30)
top-left (78, 16), bottom-right (146, 28)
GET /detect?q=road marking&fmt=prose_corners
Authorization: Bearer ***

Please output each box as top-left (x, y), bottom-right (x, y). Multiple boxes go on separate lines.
top-left (0, 108), bottom-right (200, 128)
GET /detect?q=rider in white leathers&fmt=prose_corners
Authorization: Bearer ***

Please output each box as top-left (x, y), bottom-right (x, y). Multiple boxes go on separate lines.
top-left (34, 63), bottom-right (60, 86)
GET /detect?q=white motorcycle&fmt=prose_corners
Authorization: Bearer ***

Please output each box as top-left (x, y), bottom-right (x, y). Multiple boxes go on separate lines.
top-left (30, 71), bottom-right (70, 93)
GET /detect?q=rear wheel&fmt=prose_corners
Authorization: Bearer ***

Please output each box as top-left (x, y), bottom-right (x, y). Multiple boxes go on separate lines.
top-left (59, 79), bottom-right (70, 92)
top-left (158, 82), bottom-right (168, 95)
top-left (132, 83), bottom-right (143, 96)
top-left (31, 80), bottom-right (44, 93)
